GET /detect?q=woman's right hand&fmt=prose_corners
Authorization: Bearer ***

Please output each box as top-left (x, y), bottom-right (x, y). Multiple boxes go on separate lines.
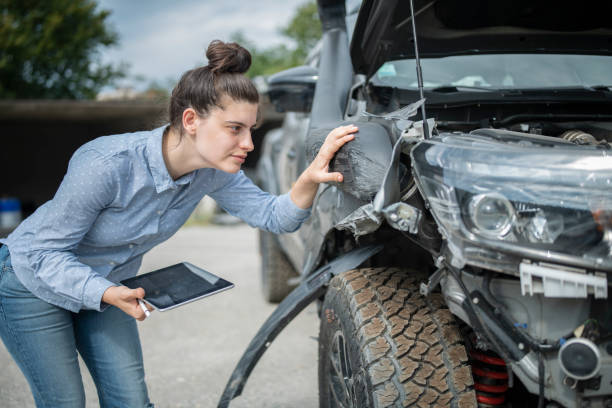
top-left (102, 285), bottom-right (151, 321)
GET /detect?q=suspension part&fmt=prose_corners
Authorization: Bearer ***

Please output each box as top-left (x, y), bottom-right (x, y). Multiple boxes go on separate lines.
top-left (470, 349), bottom-right (509, 407)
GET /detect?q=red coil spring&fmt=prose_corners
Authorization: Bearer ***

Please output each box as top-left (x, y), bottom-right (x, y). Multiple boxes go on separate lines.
top-left (470, 350), bottom-right (509, 407)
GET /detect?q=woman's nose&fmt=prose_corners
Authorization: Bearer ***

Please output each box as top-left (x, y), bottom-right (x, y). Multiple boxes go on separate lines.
top-left (240, 133), bottom-right (254, 152)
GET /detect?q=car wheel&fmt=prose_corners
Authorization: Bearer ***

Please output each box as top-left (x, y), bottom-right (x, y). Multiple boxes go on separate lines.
top-left (259, 229), bottom-right (298, 303)
top-left (318, 267), bottom-right (477, 407)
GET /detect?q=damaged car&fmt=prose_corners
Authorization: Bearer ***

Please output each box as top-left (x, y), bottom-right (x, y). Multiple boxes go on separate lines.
top-left (220, 0), bottom-right (612, 407)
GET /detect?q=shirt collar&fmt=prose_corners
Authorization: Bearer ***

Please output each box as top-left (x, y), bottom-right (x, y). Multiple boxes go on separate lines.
top-left (145, 125), bottom-right (196, 193)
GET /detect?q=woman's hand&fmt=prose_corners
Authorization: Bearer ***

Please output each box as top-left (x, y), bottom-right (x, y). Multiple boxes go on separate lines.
top-left (290, 124), bottom-right (358, 209)
top-left (101, 285), bottom-right (153, 321)
top-left (306, 124), bottom-right (358, 184)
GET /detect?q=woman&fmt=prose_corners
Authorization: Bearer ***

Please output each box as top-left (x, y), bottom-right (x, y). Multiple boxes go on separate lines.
top-left (0, 40), bottom-right (357, 407)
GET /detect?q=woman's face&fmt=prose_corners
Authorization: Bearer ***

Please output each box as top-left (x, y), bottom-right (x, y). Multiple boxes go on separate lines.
top-left (192, 96), bottom-right (258, 174)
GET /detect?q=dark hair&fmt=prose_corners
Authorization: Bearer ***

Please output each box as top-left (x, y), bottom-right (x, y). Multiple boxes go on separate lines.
top-left (168, 40), bottom-right (259, 132)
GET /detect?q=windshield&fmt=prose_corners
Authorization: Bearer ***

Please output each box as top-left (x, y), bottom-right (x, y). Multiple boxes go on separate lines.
top-left (373, 54), bottom-right (612, 90)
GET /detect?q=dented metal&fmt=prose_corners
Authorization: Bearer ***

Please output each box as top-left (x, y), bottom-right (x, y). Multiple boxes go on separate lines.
top-left (335, 203), bottom-right (381, 236)
top-left (335, 122), bottom-right (426, 238)
top-left (306, 121), bottom-right (394, 201)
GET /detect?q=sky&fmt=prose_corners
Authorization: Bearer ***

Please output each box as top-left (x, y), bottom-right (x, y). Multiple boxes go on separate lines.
top-left (95, 0), bottom-right (310, 91)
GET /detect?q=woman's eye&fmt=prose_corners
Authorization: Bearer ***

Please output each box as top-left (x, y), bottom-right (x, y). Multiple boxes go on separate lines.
top-left (230, 126), bottom-right (240, 132)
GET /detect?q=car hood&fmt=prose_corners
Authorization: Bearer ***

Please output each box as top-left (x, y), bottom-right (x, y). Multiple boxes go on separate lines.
top-left (350, 0), bottom-right (612, 77)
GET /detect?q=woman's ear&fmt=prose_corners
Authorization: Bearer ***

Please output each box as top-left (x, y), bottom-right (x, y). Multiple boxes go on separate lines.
top-left (182, 108), bottom-right (198, 136)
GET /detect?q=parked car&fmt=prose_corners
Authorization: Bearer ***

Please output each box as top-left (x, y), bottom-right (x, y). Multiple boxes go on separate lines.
top-left (221, 1), bottom-right (612, 407)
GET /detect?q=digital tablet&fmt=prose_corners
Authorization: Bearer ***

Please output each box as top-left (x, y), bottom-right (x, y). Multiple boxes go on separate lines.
top-left (120, 262), bottom-right (234, 311)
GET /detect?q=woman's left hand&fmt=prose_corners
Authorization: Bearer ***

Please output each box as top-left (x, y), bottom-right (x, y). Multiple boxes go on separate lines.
top-left (290, 124), bottom-right (358, 209)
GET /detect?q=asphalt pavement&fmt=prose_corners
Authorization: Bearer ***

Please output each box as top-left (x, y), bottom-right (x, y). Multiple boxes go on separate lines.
top-left (0, 224), bottom-right (319, 407)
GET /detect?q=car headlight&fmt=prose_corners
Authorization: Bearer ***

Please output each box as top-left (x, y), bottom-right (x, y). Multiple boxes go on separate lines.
top-left (411, 130), bottom-right (612, 273)
top-left (468, 193), bottom-right (515, 239)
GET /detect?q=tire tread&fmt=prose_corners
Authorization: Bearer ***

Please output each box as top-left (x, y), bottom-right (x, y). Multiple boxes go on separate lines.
top-left (331, 267), bottom-right (477, 408)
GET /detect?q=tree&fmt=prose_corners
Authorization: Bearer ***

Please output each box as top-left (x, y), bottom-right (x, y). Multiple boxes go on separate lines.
top-left (230, 31), bottom-right (296, 78)
top-left (0, 0), bottom-right (125, 99)
top-left (280, 1), bottom-right (321, 63)
top-left (233, 1), bottom-right (322, 78)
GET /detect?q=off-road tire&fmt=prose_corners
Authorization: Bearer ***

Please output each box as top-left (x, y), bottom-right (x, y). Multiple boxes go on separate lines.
top-left (319, 267), bottom-right (477, 408)
top-left (259, 229), bottom-right (298, 303)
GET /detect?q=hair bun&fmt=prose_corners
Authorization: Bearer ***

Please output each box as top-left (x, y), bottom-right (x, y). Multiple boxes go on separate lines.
top-left (206, 40), bottom-right (252, 75)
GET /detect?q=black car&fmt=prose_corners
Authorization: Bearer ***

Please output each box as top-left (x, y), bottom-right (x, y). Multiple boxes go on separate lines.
top-left (220, 1), bottom-right (612, 407)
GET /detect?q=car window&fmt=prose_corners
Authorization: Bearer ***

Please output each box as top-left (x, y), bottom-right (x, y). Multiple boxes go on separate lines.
top-left (373, 54), bottom-right (612, 89)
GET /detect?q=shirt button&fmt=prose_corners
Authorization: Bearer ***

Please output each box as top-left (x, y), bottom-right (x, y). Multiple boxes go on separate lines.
top-left (129, 244), bottom-right (134, 249)
top-left (110, 261), bottom-right (116, 266)
top-left (157, 210), bottom-right (162, 215)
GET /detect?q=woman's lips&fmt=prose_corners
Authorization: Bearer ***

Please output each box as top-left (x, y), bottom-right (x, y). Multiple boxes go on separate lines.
top-left (231, 155), bottom-right (246, 163)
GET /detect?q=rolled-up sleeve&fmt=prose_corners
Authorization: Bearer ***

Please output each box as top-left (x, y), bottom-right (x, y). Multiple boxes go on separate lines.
top-left (25, 148), bottom-right (117, 311)
top-left (209, 171), bottom-right (311, 234)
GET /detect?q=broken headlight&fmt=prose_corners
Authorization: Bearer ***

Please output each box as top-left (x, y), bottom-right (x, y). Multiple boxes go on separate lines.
top-left (411, 131), bottom-right (612, 273)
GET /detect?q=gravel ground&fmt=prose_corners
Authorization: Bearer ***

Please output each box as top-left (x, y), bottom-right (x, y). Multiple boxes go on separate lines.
top-left (0, 224), bottom-right (319, 407)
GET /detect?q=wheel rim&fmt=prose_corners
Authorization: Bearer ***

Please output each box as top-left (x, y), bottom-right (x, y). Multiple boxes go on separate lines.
top-left (328, 330), bottom-right (356, 408)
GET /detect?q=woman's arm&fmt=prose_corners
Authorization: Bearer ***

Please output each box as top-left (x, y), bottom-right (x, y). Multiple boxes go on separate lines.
top-left (289, 124), bottom-right (358, 209)
top-left (23, 148), bottom-right (148, 319)
top-left (208, 124), bottom-right (357, 234)
top-left (209, 174), bottom-right (310, 234)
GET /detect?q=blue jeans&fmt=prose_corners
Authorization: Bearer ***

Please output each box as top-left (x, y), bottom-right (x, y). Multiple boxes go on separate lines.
top-left (0, 245), bottom-right (153, 408)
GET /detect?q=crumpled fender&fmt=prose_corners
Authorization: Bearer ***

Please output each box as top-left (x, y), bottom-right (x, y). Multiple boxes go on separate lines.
top-left (307, 121), bottom-right (394, 202)
top-left (217, 244), bottom-right (383, 408)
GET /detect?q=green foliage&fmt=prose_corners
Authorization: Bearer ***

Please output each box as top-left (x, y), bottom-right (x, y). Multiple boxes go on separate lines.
top-left (234, 0), bottom-right (322, 78)
top-left (280, 1), bottom-right (321, 62)
top-left (230, 32), bottom-right (295, 78)
top-left (0, 0), bottom-right (125, 99)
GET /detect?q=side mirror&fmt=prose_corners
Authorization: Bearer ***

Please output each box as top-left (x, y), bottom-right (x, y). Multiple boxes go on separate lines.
top-left (267, 66), bottom-right (318, 113)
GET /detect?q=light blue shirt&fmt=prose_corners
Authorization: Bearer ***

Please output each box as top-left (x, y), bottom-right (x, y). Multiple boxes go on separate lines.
top-left (1, 126), bottom-right (310, 312)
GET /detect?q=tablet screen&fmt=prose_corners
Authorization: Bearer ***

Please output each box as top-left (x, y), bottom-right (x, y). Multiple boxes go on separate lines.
top-left (120, 262), bottom-right (234, 311)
